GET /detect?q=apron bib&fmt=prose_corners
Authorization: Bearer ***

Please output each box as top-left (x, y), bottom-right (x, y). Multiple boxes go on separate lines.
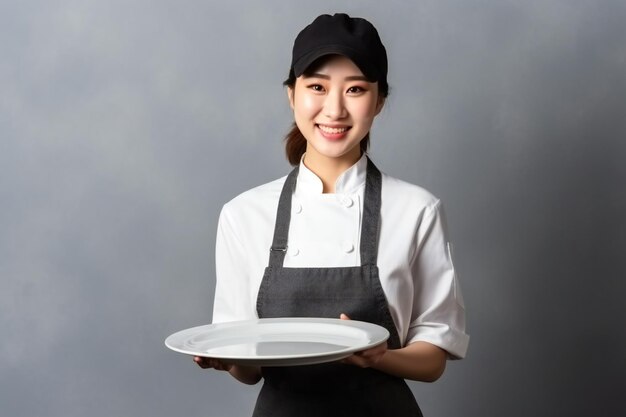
top-left (254, 158), bottom-right (423, 417)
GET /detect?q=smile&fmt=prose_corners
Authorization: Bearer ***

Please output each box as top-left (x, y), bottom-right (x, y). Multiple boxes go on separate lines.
top-left (317, 124), bottom-right (351, 134)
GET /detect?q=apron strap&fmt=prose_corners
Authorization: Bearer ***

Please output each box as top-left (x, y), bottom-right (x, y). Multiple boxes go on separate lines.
top-left (268, 158), bottom-right (382, 268)
top-left (268, 166), bottom-right (299, 268)
top-left (360, 158), bottom-right (382, 266)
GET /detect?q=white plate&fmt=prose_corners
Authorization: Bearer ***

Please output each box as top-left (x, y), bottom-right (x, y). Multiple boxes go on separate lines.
top-left (164, 317), bottom-right (389, 366)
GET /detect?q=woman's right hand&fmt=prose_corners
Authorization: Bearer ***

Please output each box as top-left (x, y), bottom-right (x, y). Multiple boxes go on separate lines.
top-left (193, 356), bottom-right (233, 372)
top-left (193, 356), bottom-right (262, 385)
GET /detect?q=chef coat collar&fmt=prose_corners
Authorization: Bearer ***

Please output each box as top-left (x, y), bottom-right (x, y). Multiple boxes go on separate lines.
top-left (297, 153), bottom-right (368, 195)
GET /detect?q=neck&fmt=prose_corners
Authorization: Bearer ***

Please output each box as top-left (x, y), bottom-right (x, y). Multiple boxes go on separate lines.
top-left (302, 147), bottom-right (362, 193)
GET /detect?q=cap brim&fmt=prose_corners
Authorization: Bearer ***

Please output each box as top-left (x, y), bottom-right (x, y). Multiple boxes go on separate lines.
top-left (292, 45), bottom-right (379, 82)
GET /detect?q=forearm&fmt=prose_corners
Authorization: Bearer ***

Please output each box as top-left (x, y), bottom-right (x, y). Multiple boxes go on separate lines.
top-left (372, 341), bottom-right (447, 382)
top-left (228, 364), bottom-right (262, 385)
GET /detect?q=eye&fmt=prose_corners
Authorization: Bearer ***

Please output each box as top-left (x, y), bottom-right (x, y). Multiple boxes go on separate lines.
top-left (308, 84), bottom-right (325, 92)
top-left (347, 86), bottom-right (367, 94)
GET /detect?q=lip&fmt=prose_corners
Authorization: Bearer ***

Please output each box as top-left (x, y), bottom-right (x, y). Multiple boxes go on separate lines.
top-left (316, 124), bottom-right (351, 141)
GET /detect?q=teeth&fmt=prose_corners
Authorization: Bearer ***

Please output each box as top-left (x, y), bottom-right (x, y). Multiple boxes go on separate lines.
top-left (318, 125), bottom-right (349, 134)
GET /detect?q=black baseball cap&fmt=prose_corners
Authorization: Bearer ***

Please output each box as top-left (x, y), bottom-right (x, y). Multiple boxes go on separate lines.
top-left (290, 13), bottom-right (387, 84)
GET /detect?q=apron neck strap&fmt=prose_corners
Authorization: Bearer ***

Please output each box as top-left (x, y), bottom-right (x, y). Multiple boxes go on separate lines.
top-left (360, 158), bottom-right (382, 266)
top-left (268, 165), bottom-right (299, 267)
top-left (268, 157), bottom-right (382, 268)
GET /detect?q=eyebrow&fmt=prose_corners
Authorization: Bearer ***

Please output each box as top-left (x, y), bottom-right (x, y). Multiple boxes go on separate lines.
top-left (304, 73), bottom-right (371, 82)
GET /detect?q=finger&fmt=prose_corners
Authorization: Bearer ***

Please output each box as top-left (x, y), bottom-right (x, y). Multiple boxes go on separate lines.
top-left (340, 313), bottom-right (351, 320)
top-left (214, 360), bottom-right (232, 371)
top-left (356, 350), bottom-right (378, 359)
top-left (350, 345), bottom-right (387, 368)
top-left (343, 354), bottom-right (370, 368)
top-left (194, 356), bottom-right (210, 368)
top-left (357, 352), bottom-right (385, 366)
top-left (194, 356), bottom-right (222, 370)
top-left (358, 342), bottom-right (387, 358)
top-left (341, 354), bottom-right (358, 365)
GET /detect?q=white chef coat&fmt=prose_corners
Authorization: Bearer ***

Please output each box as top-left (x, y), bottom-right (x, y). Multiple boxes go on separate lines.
top-left (212, 154), bottom-right (469, 359)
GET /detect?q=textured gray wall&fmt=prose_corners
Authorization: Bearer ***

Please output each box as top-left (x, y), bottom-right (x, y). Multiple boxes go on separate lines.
top-left (2, 1), bottom-right (625, 416)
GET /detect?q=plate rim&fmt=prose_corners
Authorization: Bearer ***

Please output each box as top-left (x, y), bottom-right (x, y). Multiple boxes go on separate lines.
top-left (164, 317), bottom-right (389, 365)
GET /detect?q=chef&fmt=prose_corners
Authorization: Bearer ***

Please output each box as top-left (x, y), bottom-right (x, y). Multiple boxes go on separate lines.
top-left (195, 13), bottom-right (469, 417)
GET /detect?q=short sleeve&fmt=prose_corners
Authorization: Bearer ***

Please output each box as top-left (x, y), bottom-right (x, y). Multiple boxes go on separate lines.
top-left (407, 200), bottom-right (469, 359)
top-left (212, 205), bottom-right (257, 323)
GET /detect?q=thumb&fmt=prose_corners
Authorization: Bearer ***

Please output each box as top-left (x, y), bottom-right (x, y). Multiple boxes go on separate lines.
top-left (340, 313), bottom-right (351, 320)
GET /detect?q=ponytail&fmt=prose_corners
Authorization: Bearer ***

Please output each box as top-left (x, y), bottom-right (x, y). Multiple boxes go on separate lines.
top-left (284, 123), bottom-right (307, 166)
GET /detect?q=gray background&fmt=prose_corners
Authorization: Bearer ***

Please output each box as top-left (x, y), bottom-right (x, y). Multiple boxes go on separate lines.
top-left (2, 1), bottom-right (625, 416)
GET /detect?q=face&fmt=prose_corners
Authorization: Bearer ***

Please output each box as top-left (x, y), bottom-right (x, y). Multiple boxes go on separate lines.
top-left (288, 55), bottom-right (385, 165)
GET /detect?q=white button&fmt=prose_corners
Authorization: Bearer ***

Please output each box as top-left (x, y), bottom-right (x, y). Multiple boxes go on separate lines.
top-left (343, 242), bottom-right (354, 253)
top-left (288, 246), bottom-right (299, 256)
top-left (341, 197), bottom-right (354, 208)
top-left (293, 203), bottom-right (302, 214)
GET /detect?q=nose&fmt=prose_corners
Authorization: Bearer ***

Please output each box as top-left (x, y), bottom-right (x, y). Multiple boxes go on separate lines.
top-left (323, 90), bottom-right (347, 119)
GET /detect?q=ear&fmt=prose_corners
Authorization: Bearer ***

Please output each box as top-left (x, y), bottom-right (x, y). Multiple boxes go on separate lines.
top-left (287, 87), bottom-right (295, 110)
top-left (374, 96), bottom-right (385, 116)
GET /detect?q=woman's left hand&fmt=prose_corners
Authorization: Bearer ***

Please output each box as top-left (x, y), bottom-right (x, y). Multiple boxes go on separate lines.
top-left (339, 313), bottom-right (388, 368)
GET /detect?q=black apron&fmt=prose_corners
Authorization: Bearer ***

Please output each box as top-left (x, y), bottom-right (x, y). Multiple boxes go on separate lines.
top-left (254, 158), bottom-right (423, 417)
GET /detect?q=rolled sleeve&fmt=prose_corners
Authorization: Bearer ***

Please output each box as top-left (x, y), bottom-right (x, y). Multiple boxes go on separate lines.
top-left (407, 200), bottom-right (469, 359)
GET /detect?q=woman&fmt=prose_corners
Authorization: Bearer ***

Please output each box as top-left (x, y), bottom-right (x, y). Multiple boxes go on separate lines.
top-left (195, 13), bottom-right (469, 417)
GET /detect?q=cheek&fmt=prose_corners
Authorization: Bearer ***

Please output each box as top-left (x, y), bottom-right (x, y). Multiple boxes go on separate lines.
top-left (350, 101), bottom-right (378, 121)
top-left (294, 94), bottom-right (321, 116)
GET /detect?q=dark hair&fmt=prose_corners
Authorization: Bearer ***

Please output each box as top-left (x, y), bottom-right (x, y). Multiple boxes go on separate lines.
top-left (282, 58), bottom-right (390, 166)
